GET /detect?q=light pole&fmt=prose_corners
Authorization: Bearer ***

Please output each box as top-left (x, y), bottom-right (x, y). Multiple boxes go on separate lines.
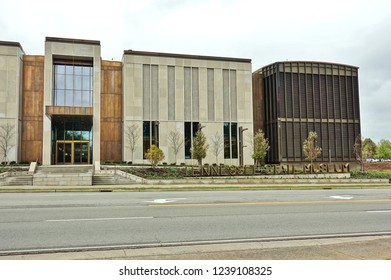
top-left (154, 121), bottom-right (160, 147)
top-left (239, 126), bottom-right (248, 166)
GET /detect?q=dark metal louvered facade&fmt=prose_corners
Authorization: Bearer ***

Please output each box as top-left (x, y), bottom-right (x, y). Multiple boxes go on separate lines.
top-left (255, 61), bottom-right (361, 164)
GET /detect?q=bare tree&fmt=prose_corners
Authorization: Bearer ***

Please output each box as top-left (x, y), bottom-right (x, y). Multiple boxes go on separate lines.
top-left (210, 132), bottom-right (224, 164)
top-left (168, 129), bottom-right (184, 165)
top-left (124, 124), bottom-right (140, 163)
top-left (303, 131), bottom-right (322, 165)
top-left (0, 123), bottom-right (15, 163)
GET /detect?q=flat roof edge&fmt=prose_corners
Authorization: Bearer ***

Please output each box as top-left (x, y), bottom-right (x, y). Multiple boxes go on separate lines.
top-left (0, 40), bottom-right (24, 52)
top-left (46, 37), bottom-right (100, 46)
top-left (261, 61), bottom-right (359, 70)
top-left (124, 50), bottom-right (251, 63)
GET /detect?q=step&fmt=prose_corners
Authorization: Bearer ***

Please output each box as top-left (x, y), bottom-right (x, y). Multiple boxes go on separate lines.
top-left (4, 175), bottom-right (33, 186)
top-left (37, 165), bottom-right (93, 174)
top-left (92, 174), bottom-right (136, 185)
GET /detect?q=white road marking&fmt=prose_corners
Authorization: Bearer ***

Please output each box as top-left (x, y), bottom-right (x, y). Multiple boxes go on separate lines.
top-left (145, 198), bottom-right (187, 204)
top-left (367, 210), bottom-right (391, 213)
top-left (329, 195), bottom-right (353, 200)
top-left (46, 216), bottom-right (153, 222)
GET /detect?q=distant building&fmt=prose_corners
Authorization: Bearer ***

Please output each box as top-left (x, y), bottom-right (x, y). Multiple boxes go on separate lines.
top-left (253, 61), bottom-right (361, 164)
top-left (0, 37), bottom-right (254, 165)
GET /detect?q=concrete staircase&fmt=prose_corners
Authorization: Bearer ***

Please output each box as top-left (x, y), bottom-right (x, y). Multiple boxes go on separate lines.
top-left (34, 165), bottom-right (93, 186)
top-left (2, 175), bottom-right (33, 186)
top-left (92, 173), bottom-right (137, 185)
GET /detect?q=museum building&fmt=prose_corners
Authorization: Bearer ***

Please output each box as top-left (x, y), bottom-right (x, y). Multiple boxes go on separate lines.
top-left (253, 61), bottom-right (361, 163)
top-left (0, 37), bottom-right (361, 166)
top-left (0, 37), bottom-right (254, 165)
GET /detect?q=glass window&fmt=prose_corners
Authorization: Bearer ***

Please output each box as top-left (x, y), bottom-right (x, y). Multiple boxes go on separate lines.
top-left (231, 123), bottom-right (238, 159)
top-left (83, 66), bottom-right (91, 76)
top-left (81, 131), bottom-right (89, 141)
top-left (65, 65), bottom-right (73, 75)
top-left (55, 90), bottom-right (65, 106)
top-left (53, 63), bottom-right (93, 107)
top-left (82, 92), bottom-right (90, 107)
top-left (74, 66), bottom-right (82, 75)
top-left (224, 122), bottom-right (238, 159)
top-left (224, 123), bottom-right (230, 159)
top-left (56, 65), bottom-right (65, 75)
top-left (74, 75), bottom-right (82, 90)
top-left (82, 76), bottom-right (90, 91)
top-left (184, 122), bottom-right (199, 159)
top-left (65, 75), bottom-right (73, 89)
top-left (185, 122), bottom-right (191, 159)
top-left (56, 74), bottom-right (65, 90)
top-left (65, 90), bottom-right (73, 106)
top-left (143, 121), bottom-right (151, 159)
top-left (74, 90), bottom-right (82, 107)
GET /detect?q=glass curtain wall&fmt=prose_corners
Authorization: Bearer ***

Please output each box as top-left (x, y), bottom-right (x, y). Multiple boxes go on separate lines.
top-left (53, 63), bottom-right (93, 107)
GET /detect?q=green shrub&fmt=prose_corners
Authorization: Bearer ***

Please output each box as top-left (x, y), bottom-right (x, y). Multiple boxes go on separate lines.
top-left (350, 170), bottom-right (391, 182)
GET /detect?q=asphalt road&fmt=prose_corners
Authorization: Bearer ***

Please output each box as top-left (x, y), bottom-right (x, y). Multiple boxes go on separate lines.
top-left (1, 189), bottom-right (391, 255)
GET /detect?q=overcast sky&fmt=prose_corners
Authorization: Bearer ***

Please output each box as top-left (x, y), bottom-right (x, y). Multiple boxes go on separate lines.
top-left (1, 0), bottom-right (390, 143)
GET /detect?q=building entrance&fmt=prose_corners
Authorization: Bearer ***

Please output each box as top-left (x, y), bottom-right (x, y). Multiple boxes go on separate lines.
top-left (51, 116), bottom-right (93, 165)
top-left (56, 140), bottom-right (90, 164)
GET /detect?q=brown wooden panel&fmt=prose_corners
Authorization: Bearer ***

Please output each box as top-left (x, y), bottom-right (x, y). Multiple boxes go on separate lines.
top-left (46, 106), bottom-right (93, 116)
top-left (100, 60), bottom-right (123, 162)
top-left (252, 72), bottom-right (264, 133)
top-left (21, 55), bottom-right (44, 163)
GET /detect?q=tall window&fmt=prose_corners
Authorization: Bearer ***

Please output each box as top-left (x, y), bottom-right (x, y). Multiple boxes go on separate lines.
top-left (53, 63), bottom-right (93, 107)
top-left (143, 121), bottom-right (159, 159)
top-left (224, 122), bottom-right (238, 159)
top-left (184, 122), bottom-right (199, 159)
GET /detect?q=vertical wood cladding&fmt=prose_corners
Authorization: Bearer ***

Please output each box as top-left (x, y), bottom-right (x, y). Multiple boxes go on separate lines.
top-left (252, 72), bottom-right (263, 133)
top-left (21, 55), bottom-right (44, 162)
top-left (100, 61), bottom-right (122, 162)
top-left (261, 62), bottom-right (360, 163)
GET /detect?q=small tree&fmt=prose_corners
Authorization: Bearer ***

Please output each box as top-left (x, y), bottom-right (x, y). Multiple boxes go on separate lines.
top-left (362, 138), bottom-right (377, 160)
top-left (168, 129), bottom-right (184, 165)
top-left (251, 129), bottom-right (270, 167)
top-left (354, 134), bottom-right (364, 171)
top-left (210, 132), bottom-right (224, 164)
top-left (0, 123), bottom-right (15, 163)
top-left (303, 131), bottom-right (322, 165)
top-left (145, 144), bottom-right (165, 167)
top-left (125, 124), bottom-right (140, 163)
top-left (191, 130), bottom-right (209, 167)
top-left (375, 139), bottom-right (391, 160)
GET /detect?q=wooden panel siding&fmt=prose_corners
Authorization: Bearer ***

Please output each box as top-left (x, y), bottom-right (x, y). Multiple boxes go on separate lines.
top-left (252, 71), bottom-right (264, 133)
top-left (21, 55), bottom-right (44, 163)
top-left (100, 60), bottom-right (123, 162)
top-left (46, 106), bottom-right (93, 116)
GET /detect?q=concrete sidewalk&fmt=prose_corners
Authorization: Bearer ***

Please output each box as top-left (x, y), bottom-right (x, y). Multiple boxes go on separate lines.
top-left (2, 235), bottom-right (391, 260)
top-left (0, 183), bottom-right (390, 193)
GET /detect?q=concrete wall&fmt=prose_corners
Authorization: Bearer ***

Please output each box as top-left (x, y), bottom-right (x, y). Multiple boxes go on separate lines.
top-left (123, 52), bottom-right (254, 165)
top-left (42, 38), bottom-right (101, 165)
top-left (0, 42), bottom-right (24, 162)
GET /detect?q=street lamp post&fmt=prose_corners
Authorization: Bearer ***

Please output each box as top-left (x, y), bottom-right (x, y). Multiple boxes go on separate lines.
top-left (239, 126), bottom-right (248, 166)
top-left (154, 121), bottom-right (160, 147)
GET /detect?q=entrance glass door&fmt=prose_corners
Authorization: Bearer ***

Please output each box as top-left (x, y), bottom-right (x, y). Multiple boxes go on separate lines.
top-left (52, 116), bottom-right (93, 165)
top-left (56, 141), bottom-right (90, 164)
top-left (73, 142), bottom-right (90, 164)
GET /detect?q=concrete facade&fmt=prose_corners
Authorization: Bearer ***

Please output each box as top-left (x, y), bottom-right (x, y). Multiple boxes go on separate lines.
top-left (0, 41), bottom-right (24, 163)
top-left (123, 51), bottom-right (254, 165)
top-left (42, 37), bottom-right (101, 165)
